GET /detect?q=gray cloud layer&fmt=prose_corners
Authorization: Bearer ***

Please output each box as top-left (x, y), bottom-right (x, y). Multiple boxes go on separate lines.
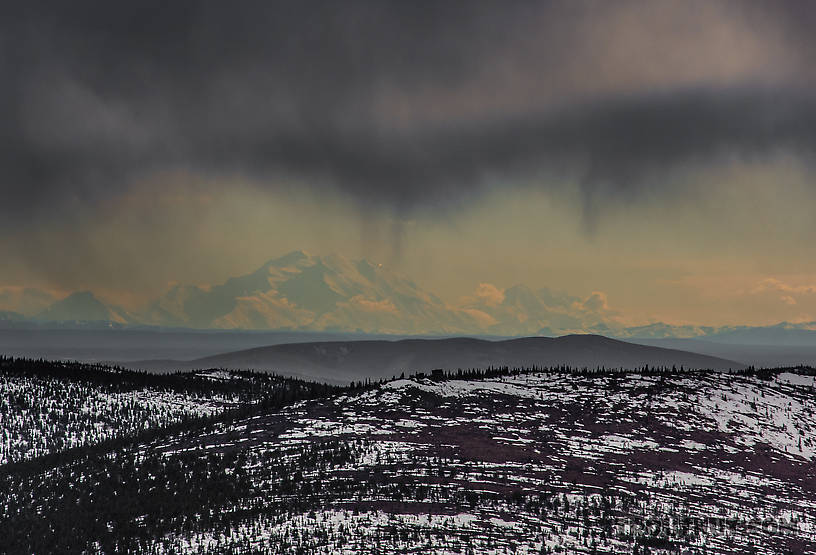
top-left (2, 0), bottom-right (816, 226)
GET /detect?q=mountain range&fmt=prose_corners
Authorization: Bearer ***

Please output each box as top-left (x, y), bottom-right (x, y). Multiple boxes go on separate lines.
top-left (4, 250), bottom-right (816, 343)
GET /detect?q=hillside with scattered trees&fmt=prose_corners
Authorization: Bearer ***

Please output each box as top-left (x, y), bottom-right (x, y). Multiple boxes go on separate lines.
top-left (1, 358), bottom-right (814, 553)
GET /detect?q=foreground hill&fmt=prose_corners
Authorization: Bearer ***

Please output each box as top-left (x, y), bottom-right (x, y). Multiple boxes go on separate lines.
top-left (129, 334), bottom-right (744, 383)
top-left (2, 365), bottom-right (813, 553)
top-left (0, 357), bottom-right (317, 465)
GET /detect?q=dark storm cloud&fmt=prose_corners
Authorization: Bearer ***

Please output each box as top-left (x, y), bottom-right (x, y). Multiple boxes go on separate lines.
top-left (2, 0), bottom-right (816, 226)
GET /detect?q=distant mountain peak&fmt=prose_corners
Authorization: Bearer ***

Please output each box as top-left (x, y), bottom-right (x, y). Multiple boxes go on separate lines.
top-left (36, 291), bottom-right (134, 324)
top-left (66, 290), bottom-right (98, 301)
top-left (21, 251), bottom-right (816, 342)
top-left (263, 250), bottom-right (314, 268)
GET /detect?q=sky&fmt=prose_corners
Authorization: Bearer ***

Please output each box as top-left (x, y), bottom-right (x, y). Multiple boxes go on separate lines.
top-left (2, 0), bottom-right (816, 327)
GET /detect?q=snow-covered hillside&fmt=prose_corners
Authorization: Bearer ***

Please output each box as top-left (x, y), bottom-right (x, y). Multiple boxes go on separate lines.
top-left (0, 359), bottom-right (304, 466)
top-left (142, 369), bottom-right (816, 553)
top-left (0, 378), bottom-right (237, 465)
top-left (4, 365), bottom-right (813, 553)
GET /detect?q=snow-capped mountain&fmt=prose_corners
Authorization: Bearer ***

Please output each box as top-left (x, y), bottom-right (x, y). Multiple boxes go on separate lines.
top-left (36, 291), bottom-right (136, 325)
top-left (143, 251), bottom-right (480, 333)
top-left (139, 251), bottom-right (633, 335)
top-left (0, 286), bottom-right (58, 316)
top-left (460, 283), bottom-right (623, 336)
top-left (16, 251), bottom-right (816, 342)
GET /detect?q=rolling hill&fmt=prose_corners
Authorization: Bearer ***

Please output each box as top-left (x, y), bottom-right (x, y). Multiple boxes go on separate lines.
top-left (3, 359), bottom-right (814, 553)
top-left (127, 334), bottom-right (744, 383)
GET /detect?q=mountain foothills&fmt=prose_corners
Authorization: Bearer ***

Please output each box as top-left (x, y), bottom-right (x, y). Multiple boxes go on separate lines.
top-left (125, 335), bottom-right (744, 384)
top-left (4, 250), bottom-right (816, 340)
